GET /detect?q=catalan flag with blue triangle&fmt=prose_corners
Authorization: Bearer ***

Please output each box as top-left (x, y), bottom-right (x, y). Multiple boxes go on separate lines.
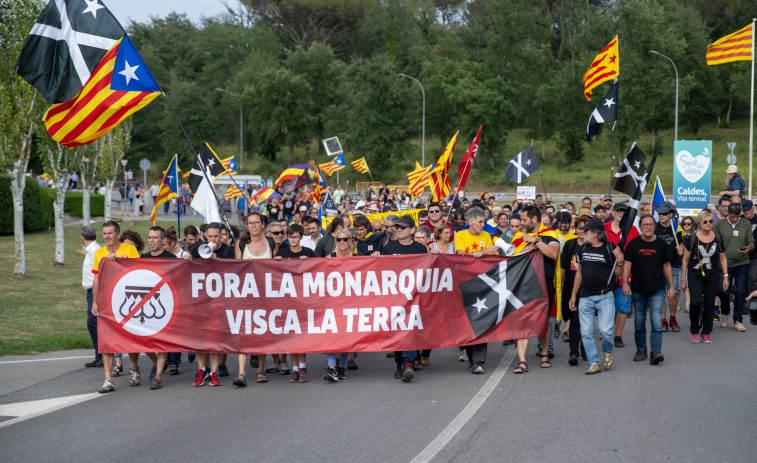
top-left (150, 154), bottom-right (179, 224)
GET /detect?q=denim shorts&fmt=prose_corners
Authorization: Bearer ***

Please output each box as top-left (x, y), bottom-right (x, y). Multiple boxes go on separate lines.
top-left (665, 267), bottom-right (682, 292)
top-left (614, 286), bottom-right (631, 314)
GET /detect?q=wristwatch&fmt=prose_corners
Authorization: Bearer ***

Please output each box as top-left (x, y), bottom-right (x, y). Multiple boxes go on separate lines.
top-left (534, 237), bottom-right (542, 244)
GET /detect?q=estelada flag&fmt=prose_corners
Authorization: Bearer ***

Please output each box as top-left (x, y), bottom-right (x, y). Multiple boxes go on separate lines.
top-left (42, 35), bottom-right (161, 148)
top-left (706, 24), bottom-right (753, 65)
top-left (224, 184), bottom-right (244, 200)
top-left (428, 132), bottom-right (458, 201)
top-left (150, 154), bottom-right (179, 224)
top-left (582, 36), bottom-right (619, 100)
top-left (319, 154), bottom-right (346, 176)
top-left (220, 156), bottom-right (237, 175)
top-left (458, 124), bottom-right (482, 190)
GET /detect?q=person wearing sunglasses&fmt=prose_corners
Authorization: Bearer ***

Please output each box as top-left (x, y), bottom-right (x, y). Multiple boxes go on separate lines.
top-left (654, 201), bottom-right (684, 333)
top-left (680, 216), bottom-right (695, 313)
top-left (681, 211), bottom-right (728, 343)
top-left (419, 201), bottom-right (455, 242)
top-left (323, 229), bottom-right (355, 383)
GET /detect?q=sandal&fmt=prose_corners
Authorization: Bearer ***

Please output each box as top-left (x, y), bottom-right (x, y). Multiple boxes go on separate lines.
top-left (540, 355), bottom-right (552, 368)
top-left (256, 373), bottom-right (268, 384)
top-left (233, 374), bottom-right (247, 387)
top-left (112, 364), bottom-right (123, 377)
top-left (513, 361), bottom-right (528, 374)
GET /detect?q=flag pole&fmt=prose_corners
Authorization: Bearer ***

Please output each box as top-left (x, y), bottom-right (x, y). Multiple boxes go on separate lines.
top-left (749, 17), bottom-right (755, 198)
top-left (159, 93), bottom-right (236, 241)
top-left (175, 158), bottom-right (181, 240)
top-left (610, 121), bottom-right (618, 196)
top-left (446, 160), bottom-right (471, 222)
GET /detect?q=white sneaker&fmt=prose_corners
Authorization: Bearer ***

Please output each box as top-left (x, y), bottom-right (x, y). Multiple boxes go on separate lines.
top-left (278, 359), bottom-right (290, 374)
top-left (720, 314), bottom-right (728, 328)
top-left (734, 322), bottom-right (747, 332)
top-left (458, 351), bottom-right (469, 362)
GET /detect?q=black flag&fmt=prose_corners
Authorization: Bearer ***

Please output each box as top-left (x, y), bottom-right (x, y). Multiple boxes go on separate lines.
top-left (618, 146), bottom-right (658, 249)
top-left (505, 146), bottom-right (539, 184)
top-left (459, 254), bottom-right (544, 337)
top-left (586, 81), bottom-right (618, 141)
top-left (16, 0), bottom-right (125, 104)
top-left (321, 191), bottom-right (338, 216)
top-left (611, 143), bottom-right (646, 197)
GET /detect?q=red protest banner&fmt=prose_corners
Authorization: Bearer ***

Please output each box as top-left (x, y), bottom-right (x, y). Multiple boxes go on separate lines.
top-left (96, 253), bottom-right (549, 354)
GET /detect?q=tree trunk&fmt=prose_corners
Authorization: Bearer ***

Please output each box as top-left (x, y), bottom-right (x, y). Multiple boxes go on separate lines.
top-left (53, 184), bottom-right (67, 266)
top-left (11, 160), bottom-right (26, 278)
top-left (82, 187), bottom-right (91, 226)
top-left (104, 179), bottom-right (115, 222)
top-left (650, 128), bottom-right (656, 153)
top-left (726, 96), bottom-right (733, 125)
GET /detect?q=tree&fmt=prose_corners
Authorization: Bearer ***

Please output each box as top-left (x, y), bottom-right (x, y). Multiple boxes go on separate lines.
top-left (97, 122), bottom-right (133, 222)
top-left (79, 136), bottom-right (110, 226)
top-left (0, 0), bottom-right (44, 278)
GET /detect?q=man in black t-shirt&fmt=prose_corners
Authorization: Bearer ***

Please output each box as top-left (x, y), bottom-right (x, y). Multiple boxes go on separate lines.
top-left (140, 226), bottom-right (179, 389)
top-left (654, 201), bottom-right (684, 332)
top-left (282, 193), bottom-right (295, 224)
top-left (374, 215), bottom-right (427, 382)
top-left (265, 198), bottom-right (281, 222)
top-left (622, 214), bottom-right (675, 366)
top-left (568, 219), bottom-right (625, 375)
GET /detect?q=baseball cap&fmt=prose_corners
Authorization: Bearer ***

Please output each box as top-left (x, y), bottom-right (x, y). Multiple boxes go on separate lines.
top-left (726, 165), bottom-right (738, 174)
top-left (613, 202), bottom-right (628, 211)
top-left (742, 199), bottom-right (754, 210)
top-left (396, 216), bottom-right (416, 228)
top-left (578, 218), bottom-right (605, 231)
top-left (654, 201), bottom-right (675, 214)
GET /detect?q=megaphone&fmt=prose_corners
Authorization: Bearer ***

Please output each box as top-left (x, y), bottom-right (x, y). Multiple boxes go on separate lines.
top-left (494, 237), bottom-right (515, 256)
top-left (198, 242), bottom-right (217, 259)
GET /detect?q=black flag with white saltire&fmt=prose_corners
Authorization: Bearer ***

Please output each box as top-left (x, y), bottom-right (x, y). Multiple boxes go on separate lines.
top-left (321, 191), bottom-right (338, 216)
top-left (505, 146), bottom-right (539, 184)
top-left (586, 81), bottom-right (618, 141)
top-left (618, 145), bottom-right (657, 249)
top-left (188, 143), bottom-right (227, 223)
top-left (612, 143), bottom-right (646, 197)
top-left (16, 0), bottom-right (126, 104)
top-left (459, 254), bottom-right (544, 337)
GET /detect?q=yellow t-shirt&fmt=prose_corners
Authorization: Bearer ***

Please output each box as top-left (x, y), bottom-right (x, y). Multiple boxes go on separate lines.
top-left (454, 229), bottom-right (495, 254)
top-left (92, 242), bottom-right (139, 274)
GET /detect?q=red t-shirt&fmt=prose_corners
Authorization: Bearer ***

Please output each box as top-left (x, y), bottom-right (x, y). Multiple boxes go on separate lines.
top-left (605, 220), bottom-right (638, 284)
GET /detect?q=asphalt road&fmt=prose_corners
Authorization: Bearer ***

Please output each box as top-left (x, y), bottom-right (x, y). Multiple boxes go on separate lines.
top-left (2, 313), bottom-right (756, 463)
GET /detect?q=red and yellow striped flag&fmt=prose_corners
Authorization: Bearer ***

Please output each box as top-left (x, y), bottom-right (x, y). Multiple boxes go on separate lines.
top-left (582, 36), bottom-right (619, 100)
top-left (224, 184), bottom-right (244, 200)
top-left (428, 132), bottom-right (458, 201)
top-left (707, 24), bottom-right (753, 65)
top-left (220, 156), bottom-right (237, 175)
top-left (319, 154), bottom-right (346, 175)
top-left (407, 162), bottom-right (432, 197)
top-left (351, 157), bottom-right (370, 174)
top-left (43, 36), bottom-right (161, 148)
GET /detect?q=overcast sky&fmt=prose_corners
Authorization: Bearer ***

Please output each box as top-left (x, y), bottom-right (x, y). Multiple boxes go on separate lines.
top-left (104, 0), bottom-right (240, 26)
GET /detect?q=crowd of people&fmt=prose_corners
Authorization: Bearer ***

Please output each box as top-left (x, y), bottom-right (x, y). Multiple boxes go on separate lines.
top-left (80, 174), bottom-right (757, 392)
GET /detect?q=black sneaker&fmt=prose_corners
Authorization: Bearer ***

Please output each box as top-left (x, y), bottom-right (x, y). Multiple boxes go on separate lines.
top-left (386, 352), bottom-right (395, 358)
top-left (633, 349), bottom-right (648, 362)
top-left (336, 366), bottom-right (347, 379)
top-left (568, 354), bottom-right (578, 366)
top-left (150, 365), bottom-right (157, 379)
top-left (85, 358), bottom-right (103, 368)
top-left (168, 364), bottom-right (179, 375)
top-left (323, 367), bottom-right (339, 383)
top-left (614, 336), bottom-right (625, 348)
top-left (218, 363), bottom-right (230, 377)
top-left (250, 355), bottom-right (259, 368)
top-left (346, 359), bottom-right (358, 370)
top-left (649, 350), bottom-right (664, 365)
top-left (150, 377), bottom-right (162, 390)
top-left (187, 353), bottom-right (195, 363)
top-left (394, 367), bottom-right (403, 379)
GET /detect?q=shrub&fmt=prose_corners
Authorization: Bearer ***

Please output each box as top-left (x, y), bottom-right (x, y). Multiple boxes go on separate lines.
top-left (0, 176), bottom-right (55, 235)
top-left (65, 192), bottom-right (105, 217)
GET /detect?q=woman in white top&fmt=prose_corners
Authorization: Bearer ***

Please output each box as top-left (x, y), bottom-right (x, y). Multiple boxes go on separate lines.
top-left (430, 224), bottom-right (455, 254)
top-left (234, 213), bottom-right (275, 386)
top-left (163, 226), bottom-right (191, 260)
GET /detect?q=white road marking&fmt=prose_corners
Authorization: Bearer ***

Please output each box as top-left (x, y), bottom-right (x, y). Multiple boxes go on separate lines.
top-left (0, 355), bottom-right (91, 365)
top-left (409, 346), bottom-right (519, 463)
top-left (0, 393), bottom-right (102, 429)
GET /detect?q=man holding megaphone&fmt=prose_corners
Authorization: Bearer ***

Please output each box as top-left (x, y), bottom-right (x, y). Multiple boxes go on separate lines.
top-left (189, 223), bottom-right (235, 387)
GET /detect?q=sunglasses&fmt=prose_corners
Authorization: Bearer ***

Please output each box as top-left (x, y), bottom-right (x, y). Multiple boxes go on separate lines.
top-left (683, 222), bottom-right (693, 226)
top-left (270, 231), bottom-right (284, 235)
top-left (429, 209), bottom-right (441, 213)
top-left (659, 211), bottom-right (671, 215)
top-left (335, 237), bottom-right (350, 242)
top-left (701, 220), bottom-right (713, 224)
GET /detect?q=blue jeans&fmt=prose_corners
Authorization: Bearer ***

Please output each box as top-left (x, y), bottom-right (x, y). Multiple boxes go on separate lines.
top-left (536, 317), bottom-right (555, 353)
top-left (632, 290), bottom-right (665, 352)
top-left (578, 293), bottom-right (615, 365)
top-left (327, 353), bottom-right (349, 367)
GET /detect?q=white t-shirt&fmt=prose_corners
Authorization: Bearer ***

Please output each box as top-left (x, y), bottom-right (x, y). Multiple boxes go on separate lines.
top-left (150, 184), bottom-right (159, 196)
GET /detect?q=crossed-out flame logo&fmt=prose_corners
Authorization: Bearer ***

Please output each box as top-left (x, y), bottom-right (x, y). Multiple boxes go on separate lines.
top-left (111, 269), bottom-right (176, 336)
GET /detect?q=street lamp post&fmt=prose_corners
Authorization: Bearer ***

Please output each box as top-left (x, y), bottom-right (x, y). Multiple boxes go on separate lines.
top-left (649, 51), bottom-right (679, 143)
top-left (398, 73), bottom-right (425, 167)
top-left (215, 88), bottom-right (243, 172)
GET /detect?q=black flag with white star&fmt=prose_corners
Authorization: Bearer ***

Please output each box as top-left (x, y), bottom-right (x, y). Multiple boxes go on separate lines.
top-left (505, 146), bottom-right (540, 184)
top-left (16, 0), bottom-right (125, 104)
top-left (459, 254), bottom-right (544, 337)
top-left (188, 143), bottom-right (227, 194)
top-left (611, 143), bottom-right (647, 197)
top-left (586, 81), bottom-right (618, 141)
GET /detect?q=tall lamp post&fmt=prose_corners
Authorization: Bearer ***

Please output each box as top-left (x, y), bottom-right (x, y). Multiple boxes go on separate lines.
top-left (649, 51), bottom-right (679, 143)
top-left (215, 88), bottom-right (244, 172)
top-left (398, 73), bottom-right (426, 167)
